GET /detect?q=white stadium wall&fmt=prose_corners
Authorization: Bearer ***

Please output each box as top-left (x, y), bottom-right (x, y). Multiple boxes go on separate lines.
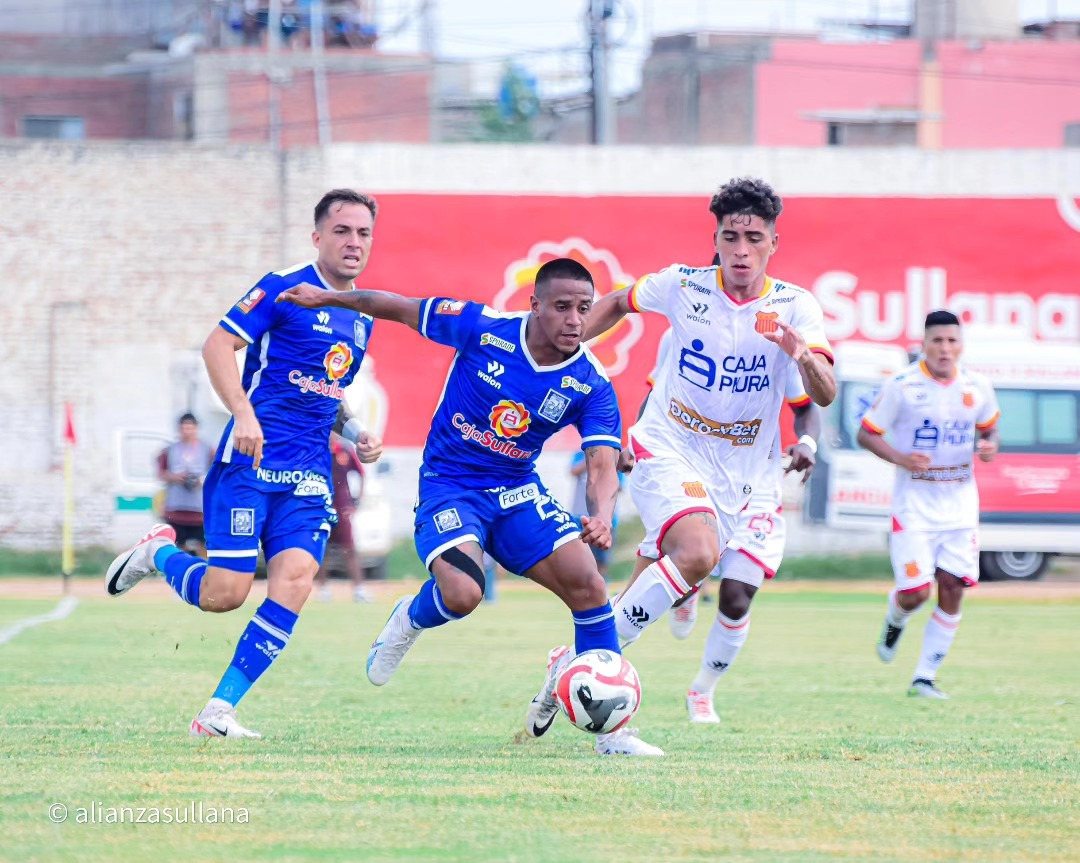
top-left (0, 142), bottom-right (1077, 550)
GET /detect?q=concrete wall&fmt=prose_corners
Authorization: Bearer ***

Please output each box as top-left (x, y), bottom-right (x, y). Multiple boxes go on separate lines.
top-left (0, 141), bottom-right (1077, 550)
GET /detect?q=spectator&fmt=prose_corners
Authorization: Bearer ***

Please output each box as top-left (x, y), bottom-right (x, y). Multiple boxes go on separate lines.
top-left (315, 441), bottom-right (373, 603)
top-left (157, 413), bottom-right (213, 556)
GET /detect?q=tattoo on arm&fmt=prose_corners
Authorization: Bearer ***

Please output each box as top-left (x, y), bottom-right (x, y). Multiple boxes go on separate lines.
top-left (583, 445), bottom-right (619, 518)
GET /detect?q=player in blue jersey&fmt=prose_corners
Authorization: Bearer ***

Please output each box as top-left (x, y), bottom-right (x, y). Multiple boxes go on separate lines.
top-left (278, 258), bottom-right (663, 755)
top-left (105, 189), bottom-right (384, 739)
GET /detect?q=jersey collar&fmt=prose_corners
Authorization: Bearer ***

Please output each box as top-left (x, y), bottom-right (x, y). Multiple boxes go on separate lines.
top-left (919, 360), bottom-right (958, 385)
top-left (715, 269), bottom-right (774, 307)
top-left (519, 315), bottom-right (584, 372)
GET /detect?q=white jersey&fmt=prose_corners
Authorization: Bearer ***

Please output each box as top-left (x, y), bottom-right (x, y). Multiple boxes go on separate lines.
top-left (629, 264), bottom-right (831, 514)
top-left (861, 361), bottom-right (1000, 531)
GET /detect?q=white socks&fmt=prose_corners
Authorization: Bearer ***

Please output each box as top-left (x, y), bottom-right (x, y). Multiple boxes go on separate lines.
top-left (691, 611), bottom-right (750, 696)
top-left (614, 557), bottom-right (692, 645)
top-left (914, 607), bottom-right (961, 681)
top-left (885, 589), bottom-right (915, 629)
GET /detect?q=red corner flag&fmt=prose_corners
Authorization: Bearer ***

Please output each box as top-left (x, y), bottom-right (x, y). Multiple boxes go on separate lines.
top-left (63, 402), bottom-right (77, 446)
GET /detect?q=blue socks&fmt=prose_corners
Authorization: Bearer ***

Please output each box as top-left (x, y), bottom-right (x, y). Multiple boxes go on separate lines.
top-left (212, 598), bottom-right (298, 707)
top-left (408, 578), bottom-right (463, 629)
top-left (155, 544), bottom-right (206, 609)
top-left (572, 602), bottom-right (620, 654)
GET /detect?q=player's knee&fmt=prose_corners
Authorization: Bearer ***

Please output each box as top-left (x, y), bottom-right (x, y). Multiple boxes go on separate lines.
top-left (439, 577), bottom-right (483, 616)
top-left (720, 588), bottom-right (753, 620)
top-left (561, 571), bottom-right (608, 610)
top-left (899, 586), bottom-right (931, 611)
top-left (670, 542), bottom-right (721, 582)
top-left (202, 580), bottom-right (250, 612)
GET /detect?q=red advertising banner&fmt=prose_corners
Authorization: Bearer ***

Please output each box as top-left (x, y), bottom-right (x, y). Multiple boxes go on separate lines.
top-left (362, 195), bottom-right (1080, 448)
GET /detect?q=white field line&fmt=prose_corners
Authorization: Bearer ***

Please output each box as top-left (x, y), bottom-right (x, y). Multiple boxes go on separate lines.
top-left (0, 596), bottom-right (79, 646)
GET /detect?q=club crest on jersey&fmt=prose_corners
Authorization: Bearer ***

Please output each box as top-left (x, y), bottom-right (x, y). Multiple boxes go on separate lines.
top-left (230, 508), bottom-right (255, 536)
top-left (755, 311), bottom-right (779, 334)
top-left (668, 398), bottom-right (762, 446)
top-left (490, 400), bottom-right (531, 438)
top-left (323, 342), bottom-right (354, 381)
top-left (480, 332), bottom-right (516, 353)
top-left (436, 300), bottom-right (465, 315)
top-left (434, 508), bottom-right (462, 533)
top-left (681, 481), bottom-right (707, 499)
top-left (354, 320), bottom-right (368, 350)
top-left (537, 389), bottom-right (571, 423)
top-left (561, 375), bottom-right (592, 394)
top-left (962, 390), bottom-right (975, 408)
top-left (236, 288), bottom-right (265, 314)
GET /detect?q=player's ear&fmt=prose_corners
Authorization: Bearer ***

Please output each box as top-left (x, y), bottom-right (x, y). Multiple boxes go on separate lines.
top-left (771, 231), bottom-right (779, 254)
top-left (311, 230), bottom-right (320, 250)
top-left (530, 293), bottom-right (540, 315)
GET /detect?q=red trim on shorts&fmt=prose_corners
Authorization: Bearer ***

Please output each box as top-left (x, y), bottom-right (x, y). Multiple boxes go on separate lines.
top-left (655, 506), bottom-right (714, 557)
top-left (960, 575), bottom-right (978, 588)
top-left (737, 547), bottom-right (776, 579)
top-left (891, 516), bottom-right (903, 533)
top-left (629, 434), bottom-right (654, 461)
top-left (899, 581), bottom-right (932, 594)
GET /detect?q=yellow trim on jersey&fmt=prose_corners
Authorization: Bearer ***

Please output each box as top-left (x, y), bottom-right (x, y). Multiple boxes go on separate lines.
top-left (715, 269), bottom-right (774, 303)
top-left (976, 411), bottom-right (1000, 430)
top-left (627, 276), bottom-right (648, 313)
top-left (861, 417), bottom-right (886, 435)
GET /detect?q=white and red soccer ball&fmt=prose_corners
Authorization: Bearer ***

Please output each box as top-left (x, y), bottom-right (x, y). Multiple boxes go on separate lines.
top-left (555, 649), bottom-right (641, 735)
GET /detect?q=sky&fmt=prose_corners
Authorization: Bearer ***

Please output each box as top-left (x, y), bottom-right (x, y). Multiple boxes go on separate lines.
top-left (372, 0), bottom-right (1080, 96)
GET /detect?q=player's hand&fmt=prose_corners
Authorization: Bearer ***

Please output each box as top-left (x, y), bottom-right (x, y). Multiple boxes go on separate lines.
top-left (784, 442), bottom-right (816, 484)
top-left (276, 283), bottom-right (333, 309)
top-left (761, 319), bottom-right (808, 363)
top-left (234, 408), bottom-right (265, 469)
top-left (976, 438), bottom-right (999, 463)
top-left (617, 448), bottom-right (636, 473)
top-left (353, 431), bottom-right (383, 464)
top-left (579, 515), bottom-right (613, 550)
top-left (900, 452), bottom-right (932, 473)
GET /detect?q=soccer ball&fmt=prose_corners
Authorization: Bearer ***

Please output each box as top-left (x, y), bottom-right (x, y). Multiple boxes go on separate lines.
top-left (554, 649), bottom-right (641, 735)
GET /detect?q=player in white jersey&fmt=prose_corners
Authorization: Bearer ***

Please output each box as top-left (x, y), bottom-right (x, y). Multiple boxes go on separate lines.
top-left (582, 176), bottom-right (835, 674)
top-left (630, 326), bottom-right (821, 723)
top-left (858, 310), bottom-right (1001, 699)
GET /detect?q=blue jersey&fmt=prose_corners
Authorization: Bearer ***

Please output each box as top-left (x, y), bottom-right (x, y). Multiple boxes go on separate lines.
top-left (215, 262), bottom-right (375, 473)
top-left (416, 298), bottom-right (622, 487)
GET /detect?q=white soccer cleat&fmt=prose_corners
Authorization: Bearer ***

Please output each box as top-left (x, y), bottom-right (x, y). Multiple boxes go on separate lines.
top-left (189, 700), bottom-right (262, 739)
top-left (105, 523), bottom-right (177, 597)
top-left (669, 589), bottom-right (700, 640)
top-left (366, 595), bottom-right (420, 686)
top-left (686, 689), bottom-right (719, 724)
top-left (524, 645), bottom-right (571, 738)
top-left (877, 621), bottom-right (905, 663)
top-left (595, 727), bottom-right (664, 757)
top-left (908, 678), bottom-right (950, 700)
top-left (353, 584), bottom-right (374, 604)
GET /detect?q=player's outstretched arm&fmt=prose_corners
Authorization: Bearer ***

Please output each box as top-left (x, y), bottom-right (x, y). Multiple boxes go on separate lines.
top-left (856, 427), bottom-right (931, 474)
top-left (203, 325), bottom-right (265, 466)
top-left (582, 288), bottom-right (633, 342)
top-left (276, 283), bottom-right (422, 330)
top-left (580, 446), bottom-right (619, 550)
top-left (785, 402), bottom-right (820, 484)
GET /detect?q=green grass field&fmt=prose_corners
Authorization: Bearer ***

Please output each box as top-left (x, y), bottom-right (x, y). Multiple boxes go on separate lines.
top-left (1, 581), bottom-right (1076, 863)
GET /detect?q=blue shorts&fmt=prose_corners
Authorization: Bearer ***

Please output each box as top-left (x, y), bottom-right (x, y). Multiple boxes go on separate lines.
top-left (414, 475), bottom-right (581, 576)
top-left (203, 462), bottom-right (335, 573)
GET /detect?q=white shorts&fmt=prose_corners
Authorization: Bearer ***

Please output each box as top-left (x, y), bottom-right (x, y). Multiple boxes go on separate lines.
top-left (629, 451), bottom-right (738, 560)
top-left (722, 507), bottom-right (786, 588)
top-left (889, 527), bottom-right (980, 592)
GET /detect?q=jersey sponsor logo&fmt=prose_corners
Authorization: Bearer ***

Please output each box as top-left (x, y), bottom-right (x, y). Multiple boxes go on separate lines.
top-left (434, 508), bottom-right (463, 533)
top-left (678, 266), bottom-right (710, 275)
top-left (943, 419), bottom-right (974, 446)
top-left (498, 482), bottom-right (539, 509)
top-left (288, 370), bottom-right (347, 400)
top-left (667, 398), bottom-right (762, 446)
top-left (678, 340), bottom-right (772, 394)
top-left (480, 332), bottom-right (516, 353)
top-left (236, 288), bottom-right (265, 314)
top-left (354, 319), bottom-right (368, 350)
top-left (911, 464), bottom-right (973, 482)
top-left (767, 294), bottom-right (796, 304)
top-left (912, 420), bottom-right (939, 449)
top-left (230, 508), bottom-right (255, 536)
top-left (323, 342), bottom-right (354, 381)
top-left (312, 311), bottom-right (333, 334)
top-left (294, 476), bottom-right (331, 497)
top-left (436, 300), bottom-right (465, 315)
top-left (561, 375), bottom-right (592, 394)
top-left (686, 301), bottom-right (711, 326)
top-left (477, 360), bottom-right (504, 389)
top-left (681, 481), bottom-right (707, 499)
top-left (256, 468), bottom-right (329, 486)
top-left (452, 413), bottom-right (535, 460)
top-left (490, 400), bottom-right (531, 438)
top-left (537, 389), bottom-right (571, 423)
top-left (755, 311), bottom-right (780, 334)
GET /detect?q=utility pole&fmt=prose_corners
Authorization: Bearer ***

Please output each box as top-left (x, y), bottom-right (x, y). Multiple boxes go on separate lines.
top-left (420, 0), bottom-right (437, 55)
top-left (311, 0), bottom-right (332, 146)
top-left (267, 0), bottom-right (283, 151)
top-left (588, 0), bottom-right (615, 145)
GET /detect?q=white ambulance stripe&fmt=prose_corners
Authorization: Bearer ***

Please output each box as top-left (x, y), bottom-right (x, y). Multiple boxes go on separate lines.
top-left (221, 317), bottom-right (253, 344)
top-left (419, 297), bottom-right (433, 337)
top-left (580, 434), bottom-right (621, 447)
top-left (222, 332), bottom-right (271, 463)
top-left (206, 549), bottom-right (260, 558)
top-left (252, 615), bottom-right (291, 643)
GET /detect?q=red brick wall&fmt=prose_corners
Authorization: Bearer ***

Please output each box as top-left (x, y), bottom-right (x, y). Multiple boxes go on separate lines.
top-left (0, 77), bottom-right (149, 139)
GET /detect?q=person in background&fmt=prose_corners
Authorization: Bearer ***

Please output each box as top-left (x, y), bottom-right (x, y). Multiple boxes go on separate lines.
top-left (157, 413), bottom-right (213, 557)
top-left (315, 441), bottom-right (373, 603)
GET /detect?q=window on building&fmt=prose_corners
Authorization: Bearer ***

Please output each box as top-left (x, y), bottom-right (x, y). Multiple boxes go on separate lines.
top-left (826, 121), bottom-right (917, 146)
top-left (1065, 123), bottom-right (1080, 147)
top-left (22, 116), bottom-right (85, 140)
